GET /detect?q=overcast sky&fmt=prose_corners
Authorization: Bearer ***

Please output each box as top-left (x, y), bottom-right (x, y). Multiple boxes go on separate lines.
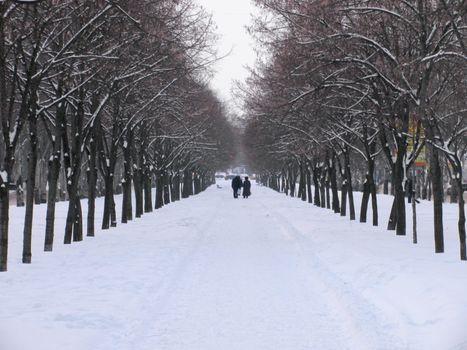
top-left (195, 0), bottom-right (257, 113)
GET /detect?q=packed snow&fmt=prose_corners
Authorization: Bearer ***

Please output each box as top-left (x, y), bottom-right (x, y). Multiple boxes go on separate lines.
top-left (0, 179), bottom-right (466, 350)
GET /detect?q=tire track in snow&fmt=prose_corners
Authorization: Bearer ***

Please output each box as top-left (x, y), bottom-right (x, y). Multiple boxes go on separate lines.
top-left (256, 195), bottom-right (408, 350)
top-left (244, 194), bottom-right (355, 349)
top-left (120, 185), bottom-right (355, 349)
top-left (105, 183), bottom-right (406, 349)
top-left (115, 195), bottom-right (223, 349)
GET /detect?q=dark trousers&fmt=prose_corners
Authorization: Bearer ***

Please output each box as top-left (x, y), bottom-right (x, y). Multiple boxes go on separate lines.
top-left (233, 188), bottom-right (238, 198)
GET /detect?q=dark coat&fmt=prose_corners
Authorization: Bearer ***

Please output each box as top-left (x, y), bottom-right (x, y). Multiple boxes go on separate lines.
top-left (232, 176), bottom-right (243, 190)
top-left (242, 179), bottom-right (251, 196)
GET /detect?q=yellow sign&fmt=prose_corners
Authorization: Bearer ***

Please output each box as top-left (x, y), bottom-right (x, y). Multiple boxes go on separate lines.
top-left (407, 114), bottom-right (426, 167)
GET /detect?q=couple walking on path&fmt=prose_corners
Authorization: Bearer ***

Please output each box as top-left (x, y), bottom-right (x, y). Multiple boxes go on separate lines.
top-left (231, 176), bottom-right (251, 199)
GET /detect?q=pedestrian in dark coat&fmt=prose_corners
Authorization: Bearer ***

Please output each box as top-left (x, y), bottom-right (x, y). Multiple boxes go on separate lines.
top-left (242, 176), bottom-right (251, 198)
top-left (231, 175), bottom-right (243, 198)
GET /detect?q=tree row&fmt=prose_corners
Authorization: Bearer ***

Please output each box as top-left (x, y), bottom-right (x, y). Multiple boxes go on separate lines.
top-left (0, 0), bottom-right (235, 271)
top-left (241, 0), bottom-right (466, 259)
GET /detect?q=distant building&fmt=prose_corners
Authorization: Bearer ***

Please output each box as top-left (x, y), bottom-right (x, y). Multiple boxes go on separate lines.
top-left (231, 165), bottom-right (248, 175)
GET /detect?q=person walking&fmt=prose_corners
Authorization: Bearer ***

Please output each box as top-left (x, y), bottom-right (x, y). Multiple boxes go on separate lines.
top-left (242, 176), bottom-right (251, 198)
top-left (231, 175), bottom-right (243, 198)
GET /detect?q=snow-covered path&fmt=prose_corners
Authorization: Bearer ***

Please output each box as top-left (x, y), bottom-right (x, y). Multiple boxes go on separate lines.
top-left (1, 180), bottom-right (467, 350)
top-left (128, 187), bottom-right (394, 350)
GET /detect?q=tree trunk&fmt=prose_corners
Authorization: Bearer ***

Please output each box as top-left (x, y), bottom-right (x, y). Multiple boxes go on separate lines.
top-left (0, 187), bottom-right (8, 271)
top-left (320, 184), bottom-right (325, 208)
top-left (100, 146), bottom-right (117, 229)
top-left (72, 198), bottom-right (83, 242)
top-left (450, 180), bottom-right (458, 203)
top-left (387, 146), bottom-right (407, 236)
top-left (64, 192), bottom-right (77, 244)
top-left (23, 115), bottom-right (38, 264)
top-left (168, 173), bottom-right (175, 202)
top-left (360, 178), bottom-right (370, 223)
top-left (345, 151), bottom-right (356, 221)
top-left (44, 153), bottom-right (60, 251)
top-left (86, 93), bottom-right (100, 235)
top-left (134, 166), bottom-right (143, 218)
top-left (169, 173), bottom-right (175, 201)
top-left (155, 171), bottom-right (164, 209)
top-left (324, 165), bottom-right (330, 210)
top-left (36, 160), bottom-right (47, 204)
top-left (87, 136), bottom-right (97, 236)
top-left (319, 167), bottom-right (326, 208)
top-left (172, 172), bottom-right (180, 202)
top-left (121, 136), bottom-right (133, 223)
top-left (412, 176), bottom-right (418, 244)
top-left (370, 181), bottom-right (378, 226)
top-left (300, 162), bottom-right (306, 201)
top-left (121, 177), bottom-right (132, 223)
top-left (101, 173), bottom-right (114, 230)
top-left (193, 171), bottom-right (201, 195)
top-left (110, 191), bottom-right (117, 227)
top-left (394, 160), bottom-right (406, 236)
top-left (330, 154), bottom-right (340, 213)
top-left (430, 146), bottom-right (444, 252)
top-left (44, 91), bottom-right (65, 250)
top-left (182, 168), bottom-right (192, 198)
top-left (143, 170), bottom-right (153, 213)
top-left (274, 174), bottom-right (280, 192)
top-left (340, 181), bottom-right (347, 217)
top-left (0, 5), bottom-right (10, 271)
top-left (455, 177), bottom-right (466, 260)
top-left (368, 160), bottom-right (378, 226)
top-left (313, 167), bottom-right (320, 207)
top-left (306, 166), bottom-right (312, 204)
top-left (283, 172), bottom-right (289, 195)
top-left (289, 167), bottom-right (296, 197)
top-left (64, 88), bottom-right (86, 242)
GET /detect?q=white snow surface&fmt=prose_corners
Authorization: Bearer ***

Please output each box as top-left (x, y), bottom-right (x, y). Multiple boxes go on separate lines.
top-left (1, 180), bottom-right (467, 350)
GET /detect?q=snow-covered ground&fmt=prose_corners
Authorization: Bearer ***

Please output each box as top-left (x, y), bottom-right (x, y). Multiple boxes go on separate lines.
top-left (0, 180), bottom-right (466, 350)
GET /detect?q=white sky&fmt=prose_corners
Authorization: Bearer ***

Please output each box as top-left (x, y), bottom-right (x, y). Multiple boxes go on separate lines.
top-left (196, 0), bottom-right (257, 113)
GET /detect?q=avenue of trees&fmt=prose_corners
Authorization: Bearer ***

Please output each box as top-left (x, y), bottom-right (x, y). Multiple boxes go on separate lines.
top-left (0, 0), bottom-right (235, 271)
top-left (241, 0), bottom-right (467, 259)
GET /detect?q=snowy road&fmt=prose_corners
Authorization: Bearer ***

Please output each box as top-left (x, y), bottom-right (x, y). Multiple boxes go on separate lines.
top-left (124, 187), bottom-right (394, 350)
top-left (1, 180), bottom-right (467, 350)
